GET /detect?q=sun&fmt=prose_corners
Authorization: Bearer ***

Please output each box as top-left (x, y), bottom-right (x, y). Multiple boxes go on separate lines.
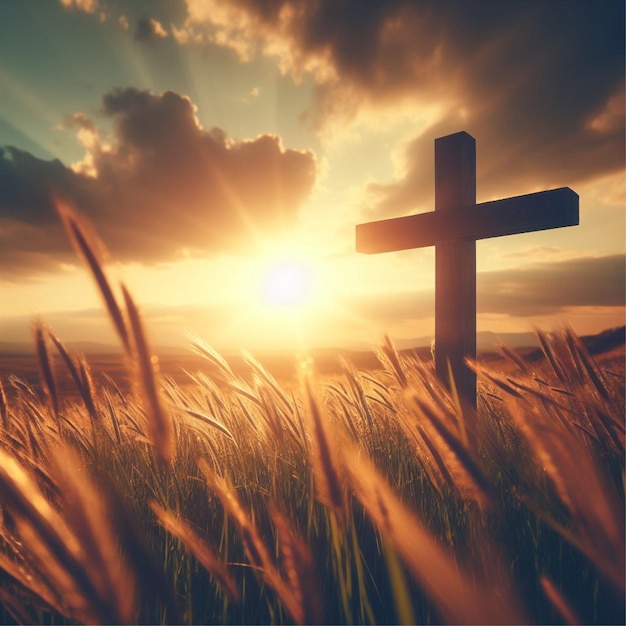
top-left (261, 260), bottom-right (313, 307)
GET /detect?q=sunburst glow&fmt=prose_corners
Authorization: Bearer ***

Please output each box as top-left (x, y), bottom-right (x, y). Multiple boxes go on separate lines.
top-left (261, 260), bottom-right (313, 307)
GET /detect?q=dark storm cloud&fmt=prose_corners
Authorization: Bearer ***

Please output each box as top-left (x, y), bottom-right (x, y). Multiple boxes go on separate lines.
top-left (186, 0), bottom-right (624, 214)
top-left (348, 254), bottom-right (625, 323)
top-left (133, 16), bottom-right (168, 41)
top-left (477, 254), bottom-right (626, 316)
top-left (0, 88), bottom-right (316, 279)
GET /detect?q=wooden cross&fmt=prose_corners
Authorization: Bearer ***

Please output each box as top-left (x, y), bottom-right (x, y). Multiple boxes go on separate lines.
top-left (356, 131), bottom-right (579, 406)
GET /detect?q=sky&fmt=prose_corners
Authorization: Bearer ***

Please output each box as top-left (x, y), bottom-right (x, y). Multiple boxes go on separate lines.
top-left (0, 0), bottom-right (624, 352)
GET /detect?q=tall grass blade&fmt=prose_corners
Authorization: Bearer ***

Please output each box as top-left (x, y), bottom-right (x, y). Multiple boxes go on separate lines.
top-left (151, 502), bottom-right (240, 602)
top-left (409, 394), bottom-right (492, 508)
top-left (540, 575), bottom-right (582, 625)
top-left (343, 443), bottom-right (526, 625)
top-left (0, 548), bottom-right (64, 616)
top-left (201, 463), bottom-right (309, 623)
top-left (269, 504), bottom-right (322, 625)
top-left (536, 328), bottom-right (564, 381)
top-left (498, 341), bottom-right (529, 372)
top-left (376, 334), bottom-right (407, 388)
top-left (0, 447), bottom-right (130, 623)
top-left (102, 480), bottom-right (180, 623)
top-left (303, 375), bottom-right (345, 524)
top-left (567, 326), bottom-right (609, 399)
top-left (183, 408), bottom-right (235, 442)
top-left (50, 448), bottom-right (136, 624)
top-left (506, 396), bottom-right (625, 591)
top-left (33, 321), bottom-right (59, 424)
top-left (189, 336), bottom-right (235, 386)
top-left (201, 462), bottom-right (274, 572)
top-left (54, 196), bottom-right (131, 355)
top-left (47, 331), bottom-right (98, 426)
top-left (121, 284), bottom-right (174, 465)
top-left (0, 377), bottom-right (8, 430)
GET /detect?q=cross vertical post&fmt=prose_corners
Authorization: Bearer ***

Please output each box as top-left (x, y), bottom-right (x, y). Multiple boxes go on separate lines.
top-left (435, 132), bottom-right (476, 405)
top-left (355, 131), bottom-right (579, 408)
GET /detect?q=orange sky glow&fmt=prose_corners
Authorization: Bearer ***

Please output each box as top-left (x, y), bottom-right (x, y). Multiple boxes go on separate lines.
top-left (0, 1), bottom-right (623, 352)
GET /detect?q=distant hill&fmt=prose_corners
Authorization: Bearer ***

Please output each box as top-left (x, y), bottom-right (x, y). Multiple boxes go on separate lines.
top-left (524, 325), bottom-right (625, 362)
top-left (580, 325), bottom-right (625, 355)
top-left (0, 342), bottom-right (34, 356)
top-left (393, 330), bottom-right (538, 351)
top-left (0, 326), bottom-right (622, 363)
top-left (0, 340), bottom-right (123, 357)
top-left (1, 326), bottom-right (622, 391)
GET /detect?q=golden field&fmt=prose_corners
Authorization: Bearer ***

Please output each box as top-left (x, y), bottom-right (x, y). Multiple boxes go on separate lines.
top-left (0, 209), bottom-right (623, 625)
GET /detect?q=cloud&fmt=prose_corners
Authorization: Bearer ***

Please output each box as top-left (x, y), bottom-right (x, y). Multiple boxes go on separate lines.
top-left (478, 254), bottom-right (625, 316)
top-left (134, 16), bottom-right (168, 42)
top-left (0, 88), bottom-right (317, 279)
top-left (58, 0), bottom-right (99, 14)
top-left (179, 0), bottom-right (624, 213)
top-left (346, 254), bottom-right (625, 323)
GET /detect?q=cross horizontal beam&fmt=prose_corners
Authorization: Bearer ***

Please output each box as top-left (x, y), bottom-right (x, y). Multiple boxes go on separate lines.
top-left (356, 187), bottom-right (579, 254)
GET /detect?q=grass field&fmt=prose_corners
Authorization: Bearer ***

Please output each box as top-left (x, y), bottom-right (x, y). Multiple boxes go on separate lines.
top-left (0, 211), bottom-right (623, 625)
